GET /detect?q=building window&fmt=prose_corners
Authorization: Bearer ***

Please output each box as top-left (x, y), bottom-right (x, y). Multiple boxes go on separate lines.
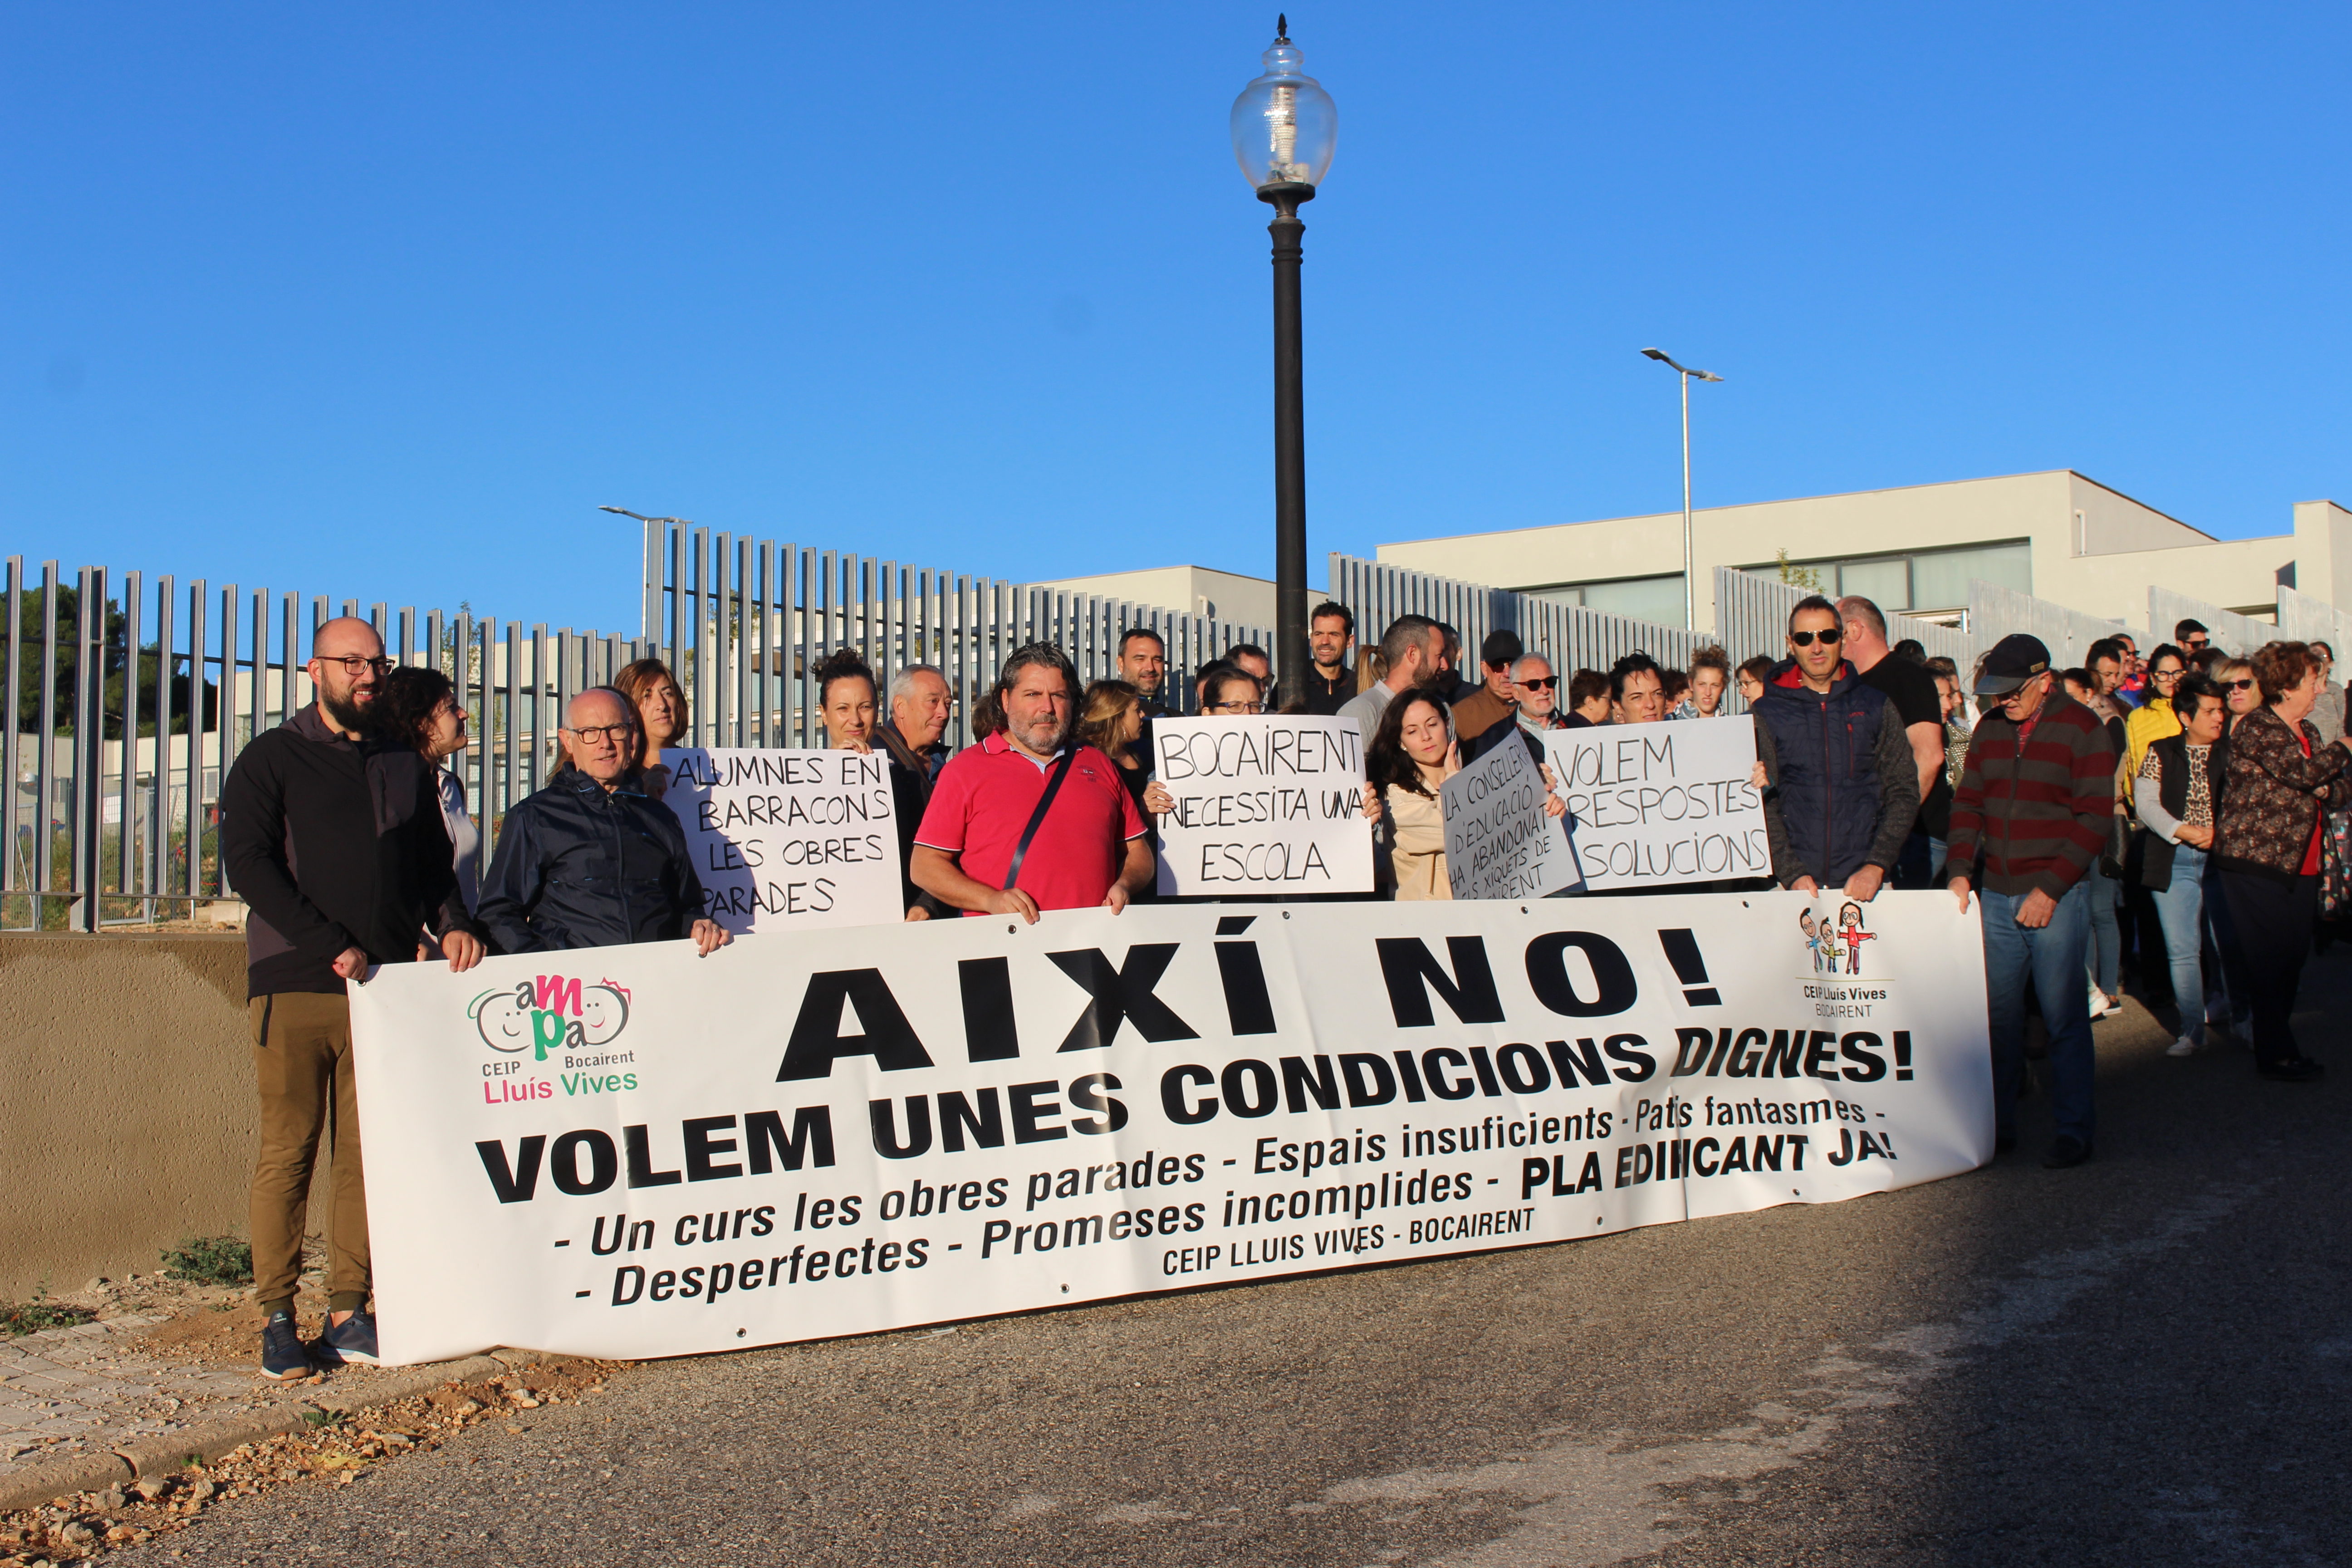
top-left (1524, 573), bottom-right (1686, 625)
top-left (1738, 540), bottom-right (2030, 616)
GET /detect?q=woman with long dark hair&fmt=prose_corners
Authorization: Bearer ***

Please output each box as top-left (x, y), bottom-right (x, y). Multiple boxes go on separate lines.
top-left (1365, 691), bottom-right (1455, 898)
top-left (2211, 642), bottom-right (2351, 1081)
top-left (614, 657), bottom-right (686, 800)
top-left (376, 665), bottom-right (479, 913)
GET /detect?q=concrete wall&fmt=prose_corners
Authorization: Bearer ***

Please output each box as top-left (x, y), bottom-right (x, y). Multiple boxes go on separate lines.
top-left (0, 934), bottom-right (305, 1301)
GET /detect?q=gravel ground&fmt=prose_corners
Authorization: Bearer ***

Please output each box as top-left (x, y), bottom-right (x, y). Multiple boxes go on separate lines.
top-left (105, 951), bottom-right (2352, 1568)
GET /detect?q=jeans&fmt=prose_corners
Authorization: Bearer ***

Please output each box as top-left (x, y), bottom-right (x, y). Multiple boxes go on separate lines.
top-left (2083, 860), bottom-right (2122, 995)
top-left (2148, 842), bottom-right (2210, 1043)
top-left (1982, 882), bottom-right (2095, 1147)
top-left (2201, 860), bottom-right (2256, 1026)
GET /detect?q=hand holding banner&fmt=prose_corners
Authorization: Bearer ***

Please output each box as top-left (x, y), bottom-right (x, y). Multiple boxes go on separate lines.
top-left (1151, 717), bottom-right (1372, 897)
top-left (1439, 734), bottom-right (1583, 900)
top-left (1541, 719), bottom-right (1771, 890)
top-left (660, 748), bottom-right (903, 931)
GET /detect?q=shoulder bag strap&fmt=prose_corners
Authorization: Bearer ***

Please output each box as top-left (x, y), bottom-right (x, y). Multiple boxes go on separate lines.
top-left (1003, 748), bottom-right (1080, 891)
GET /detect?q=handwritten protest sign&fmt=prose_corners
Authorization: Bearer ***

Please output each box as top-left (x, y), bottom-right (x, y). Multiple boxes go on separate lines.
top-left (1150, 716), bottom-right (1372, 897)
top-left (659, 748), bottom-right (903, 932)
top-left (1540, 718), bottom-right (1769, 890)
top-left (1439, 733), bottom-right (1583, 900)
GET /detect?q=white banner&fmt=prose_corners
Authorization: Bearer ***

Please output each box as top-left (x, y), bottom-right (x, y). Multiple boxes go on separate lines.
top-left (1542, 719), bottom-right (1771, 890)
top-left (658, 748), bottom-right (902, 932)
top-left (1440, 733), bottom-right (1582, 900)
top-left (1149, 717), bottom-right (1372, 897)
top-left (350, 892), bottom-right (1990, 1366)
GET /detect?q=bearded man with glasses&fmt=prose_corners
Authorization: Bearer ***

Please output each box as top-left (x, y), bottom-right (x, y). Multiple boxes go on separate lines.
top-left (477, 687), bottom-right (730, 958)
top-left (220, 617), bottom-right (488, 1380)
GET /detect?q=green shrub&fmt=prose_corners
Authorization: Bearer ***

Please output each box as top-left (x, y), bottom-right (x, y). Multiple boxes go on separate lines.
top-left (0, 1298), bottom-right (97, 1336)
top-left (161, 1235), bottom-right (254, 1285)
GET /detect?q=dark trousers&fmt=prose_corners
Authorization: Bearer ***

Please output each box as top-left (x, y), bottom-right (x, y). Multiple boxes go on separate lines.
top-left (2215, 871), bottom-right (2318, 1069)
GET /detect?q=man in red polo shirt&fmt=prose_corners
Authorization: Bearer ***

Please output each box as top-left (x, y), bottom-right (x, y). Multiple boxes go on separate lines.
top-left (911, 644), bottom-right (1152, 922)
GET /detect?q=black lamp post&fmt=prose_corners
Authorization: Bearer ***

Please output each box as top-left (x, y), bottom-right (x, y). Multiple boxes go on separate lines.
top-left (1231, 17), bottom-right (1335, 706)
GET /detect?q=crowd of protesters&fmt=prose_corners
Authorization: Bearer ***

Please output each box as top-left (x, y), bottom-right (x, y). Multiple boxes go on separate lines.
top-left (216, 598), bottom-right (2343, 1377)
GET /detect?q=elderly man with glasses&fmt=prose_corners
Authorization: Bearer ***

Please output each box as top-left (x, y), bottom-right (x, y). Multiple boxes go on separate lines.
top-left (477, 687), bottom-right (730, 957)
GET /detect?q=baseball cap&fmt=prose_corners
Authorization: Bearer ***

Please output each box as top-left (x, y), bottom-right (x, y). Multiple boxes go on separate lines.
top-left (1974, 634), bottom-right (2052, 696)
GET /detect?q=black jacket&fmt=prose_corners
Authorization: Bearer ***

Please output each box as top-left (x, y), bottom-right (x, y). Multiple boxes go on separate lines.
top-left (1752, 659), bottom-right (1920, 889)
top-left (477, 766), bottom-right (707, 953)
top-left (220, 705), bottom-right (472, 998)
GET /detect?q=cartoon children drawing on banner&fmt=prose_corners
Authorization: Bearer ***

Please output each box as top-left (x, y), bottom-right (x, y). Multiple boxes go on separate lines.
top-left (1837, 901), bottom-right (1876, 976)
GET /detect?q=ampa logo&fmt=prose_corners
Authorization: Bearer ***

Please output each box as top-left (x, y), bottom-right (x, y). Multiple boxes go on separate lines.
top-left (470, 975), bottom-right (632, 1062)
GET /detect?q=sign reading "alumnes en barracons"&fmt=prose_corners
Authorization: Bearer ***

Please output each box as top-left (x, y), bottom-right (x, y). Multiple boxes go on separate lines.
top-left (659, 748), bottom-right (903, 933)
top-left (349, 895), bottom-right (1991, 1366)
top-left (1150, 717), bottom-right (1371, 896)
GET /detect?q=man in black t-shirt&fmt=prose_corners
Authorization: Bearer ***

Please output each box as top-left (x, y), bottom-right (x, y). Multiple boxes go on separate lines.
top-left (1838, 597), bottom-right (1946, 890)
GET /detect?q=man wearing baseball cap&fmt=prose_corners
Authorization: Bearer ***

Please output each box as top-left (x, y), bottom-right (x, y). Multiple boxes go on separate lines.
top-left (1945, 634), bottom-right (2119, 1169)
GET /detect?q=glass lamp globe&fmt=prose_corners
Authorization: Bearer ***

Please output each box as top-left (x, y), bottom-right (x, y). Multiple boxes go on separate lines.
top-left (1230, 21), bottom-right (1336, 192)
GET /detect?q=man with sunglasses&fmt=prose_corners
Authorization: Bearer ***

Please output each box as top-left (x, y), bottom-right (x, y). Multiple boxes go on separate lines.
top-left (477, 687), bottom-right (730, 956)
top-left (1752, 597), bottom-right (1917, 906)
top-left (1463, 652), bottom-right (1564, 763)
top-left (1946, 634), bottom-right (2118, 1171)
top-left (220, 617), bottom-right (487, 1380)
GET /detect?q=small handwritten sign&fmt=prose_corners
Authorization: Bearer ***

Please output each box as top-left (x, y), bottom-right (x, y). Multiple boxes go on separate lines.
top-left (1539, 718), bottom-right (1770, 890)
top-left (1439, 732), bottom-right (1583, 900)
top-left (1150, 717), bottom-right (1373, 897)
top-left (659, 748), bottom-right (904, 931)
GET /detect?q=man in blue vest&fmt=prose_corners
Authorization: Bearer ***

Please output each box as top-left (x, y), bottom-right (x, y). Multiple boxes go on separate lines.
top-left (1753, 596), bottom-right (1920, 900)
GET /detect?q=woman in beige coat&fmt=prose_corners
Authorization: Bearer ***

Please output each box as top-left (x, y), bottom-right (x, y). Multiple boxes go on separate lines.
top-left (1368, 693), bottom-right (1461, 899)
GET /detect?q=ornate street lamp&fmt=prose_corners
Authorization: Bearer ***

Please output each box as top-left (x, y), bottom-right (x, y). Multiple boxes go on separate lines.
top-left (1231, 17), bottom-right (1335, 705)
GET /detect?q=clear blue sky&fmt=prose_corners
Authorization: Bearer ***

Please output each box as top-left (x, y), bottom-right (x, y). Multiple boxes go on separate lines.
top-left (6, 2), bottom-right (2346, 636)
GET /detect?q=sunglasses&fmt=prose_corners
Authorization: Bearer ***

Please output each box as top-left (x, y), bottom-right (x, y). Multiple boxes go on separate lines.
top-left (2225, 678), bottom-right (2256, 693)
top-left (1518, 676), bottom-right (1559, 691)
top-left (1789, 627), bottom-right (1843, 647)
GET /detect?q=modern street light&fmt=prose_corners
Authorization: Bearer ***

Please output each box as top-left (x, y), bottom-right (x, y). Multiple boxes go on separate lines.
top-left (1639, 348), bottom-right (1724, 631)
top-left (1232, 16), bottom-right (1335, 705)
top-left (600, 505), bottom-right (692, 642)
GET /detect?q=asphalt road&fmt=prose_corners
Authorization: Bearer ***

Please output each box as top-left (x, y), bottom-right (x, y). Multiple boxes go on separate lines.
top-left (125, 951), bottom-right (2352, 1568)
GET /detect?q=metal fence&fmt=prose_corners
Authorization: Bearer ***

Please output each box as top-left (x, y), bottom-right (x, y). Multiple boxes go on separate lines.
top-left (637, 521), bottom-right (1272, 752)
top-left (1325, 553), bottom-right (1702, 691)
top-left (2275, 585), bottom-right (2352, 657)
top-left (2146, 586), bottom-right (2275, 659)
top-left (1712, 568), bottom-right (1977, 682)
top-left (2, 554), bottom-right (637, 932)
top-left (1965, 581), bottom-right (2130, 673)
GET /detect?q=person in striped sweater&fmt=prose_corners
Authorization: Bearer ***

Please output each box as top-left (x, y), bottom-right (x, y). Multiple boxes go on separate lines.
top-left (1945, 634), bottom-right (2119, 1170)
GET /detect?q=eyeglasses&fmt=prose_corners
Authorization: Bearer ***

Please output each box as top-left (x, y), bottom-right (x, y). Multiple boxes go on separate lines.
top-left (564, 723), bottom-right (636, 745)
top-left (1206, 701), bottom-right (1266, 714)
top-left (315, 654), bottom-right (393, 677)
top-left (2153, 666), bottom-right (2182, 683)
top-left (1518, 676), bottom-right (1559, 691)
top-left (1789, 627), bottom-right (1843, 647)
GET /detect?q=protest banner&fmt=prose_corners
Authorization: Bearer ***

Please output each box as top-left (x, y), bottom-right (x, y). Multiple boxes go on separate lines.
top-left (658, 747), bottom-right (902, 932)
top-left (1439, 735), bottom-right (1582, 900)
top-left (349, 892), bottom-right (1989, 1365)
top-left (1149, 716), bottom-right (1372, 897)
top-left (1542, 718), bottom-right (1770, 890)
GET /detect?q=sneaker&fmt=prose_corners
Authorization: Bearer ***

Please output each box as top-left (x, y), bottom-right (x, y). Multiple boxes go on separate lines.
top-left (2043, 1135), bottom-right (2091, 1169)
top-left (2166, 1032), bottom-right (2199, 1057)
top-left (260, 1311), bottom-right (310, 1381)
top-left (2088, 988), bottom-right (2119, 1020)
top-left (315, 1309), bottom-right (381, 1367)
top-left (2258, 1058), bottom-right (2326, 1083)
